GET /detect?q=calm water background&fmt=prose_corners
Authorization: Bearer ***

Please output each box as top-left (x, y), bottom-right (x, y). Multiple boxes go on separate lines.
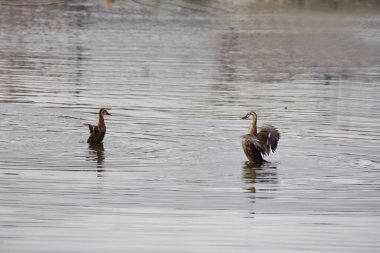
top-left (1, 1), bottom-right (380, 252)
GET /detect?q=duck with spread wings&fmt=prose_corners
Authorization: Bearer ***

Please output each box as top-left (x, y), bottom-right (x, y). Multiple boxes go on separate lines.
top-left (241, 111), bottom-right (280, 164)
top-left (84, 108), bottom-right (111, 144)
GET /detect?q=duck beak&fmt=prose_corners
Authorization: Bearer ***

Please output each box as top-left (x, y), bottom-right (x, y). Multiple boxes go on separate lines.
top-left (106, 111), bottom-right (111, 115)
top-left (241, 115), bottom-right (248, 119)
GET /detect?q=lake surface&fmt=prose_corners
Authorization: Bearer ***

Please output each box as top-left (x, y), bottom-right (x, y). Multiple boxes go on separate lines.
top-left (1, 1), bottom-right (380, 252)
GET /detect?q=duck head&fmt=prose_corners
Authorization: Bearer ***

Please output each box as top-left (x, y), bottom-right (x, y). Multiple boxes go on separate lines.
top-left (99, 108), bottom-right (111, 116)
top-left (242, 111), bottom-right (257, 120)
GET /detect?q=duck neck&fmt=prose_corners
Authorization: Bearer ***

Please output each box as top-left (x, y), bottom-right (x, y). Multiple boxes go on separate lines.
top-left (248, 118), bottom-right (257, 135)
top-left (98, 114), bottom-right (106, 128)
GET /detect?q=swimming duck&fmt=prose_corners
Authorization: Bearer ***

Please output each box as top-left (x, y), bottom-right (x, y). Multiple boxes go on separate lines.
top-left (241, 111), bottom-right (280, 164)
top-left (84, 108), bottom-right (111, 144)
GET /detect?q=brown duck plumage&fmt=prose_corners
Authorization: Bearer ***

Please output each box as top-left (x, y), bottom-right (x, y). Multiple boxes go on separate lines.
top-left (84, 108), bottom-right (111, 144)
top-left (241, 112), bottom-right (280, 164)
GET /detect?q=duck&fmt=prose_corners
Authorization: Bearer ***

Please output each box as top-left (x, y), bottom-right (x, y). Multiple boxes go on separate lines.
top-left (84, 108), bottom-right (111, 144)
top-left (241, 111), bottom-right (280, 164)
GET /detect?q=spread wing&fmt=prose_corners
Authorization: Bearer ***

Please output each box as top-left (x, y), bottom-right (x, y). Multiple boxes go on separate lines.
top-left (84, 124), bottom-right (99, 134)
top-left (257, 125), bottom-right (280, 156)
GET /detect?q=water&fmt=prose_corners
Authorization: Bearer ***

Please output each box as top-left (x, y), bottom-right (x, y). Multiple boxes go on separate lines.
top-left (1, 1), bottom-right (380, 252)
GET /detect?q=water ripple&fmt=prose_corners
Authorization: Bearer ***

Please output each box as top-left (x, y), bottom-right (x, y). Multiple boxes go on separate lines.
top-left (1, 1), bottom-right (380, 253)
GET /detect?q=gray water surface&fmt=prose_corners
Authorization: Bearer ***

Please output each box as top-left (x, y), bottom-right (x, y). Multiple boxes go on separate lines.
top-left (1, 1), bottom-right (380, 252)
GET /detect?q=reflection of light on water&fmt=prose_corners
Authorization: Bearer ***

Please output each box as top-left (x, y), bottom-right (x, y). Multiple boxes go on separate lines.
top-left (354, 159), bottom-right (380, 169)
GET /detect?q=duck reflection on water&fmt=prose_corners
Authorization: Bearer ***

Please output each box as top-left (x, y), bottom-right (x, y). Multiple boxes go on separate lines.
top-left (242, 162), bottom-right (278, 218)
top-left (243, 162), bottom-right (278, 185)
top-left (88, 143), bottom-right (105, 171)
